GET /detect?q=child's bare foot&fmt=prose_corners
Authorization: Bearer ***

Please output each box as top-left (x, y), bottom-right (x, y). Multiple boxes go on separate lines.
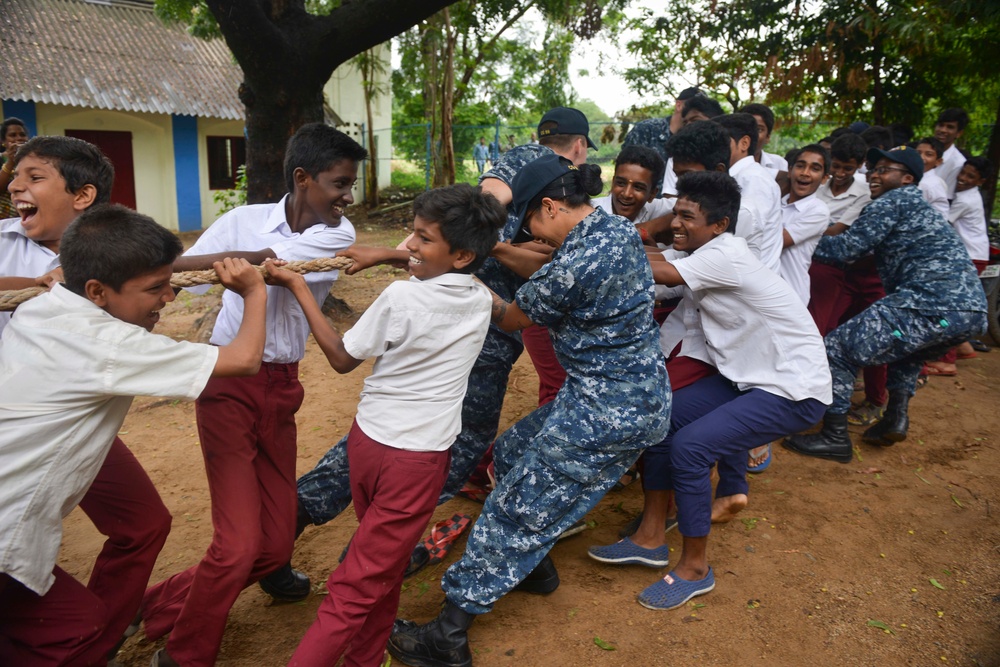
top-left (711, 494), bottom-right (748, 524)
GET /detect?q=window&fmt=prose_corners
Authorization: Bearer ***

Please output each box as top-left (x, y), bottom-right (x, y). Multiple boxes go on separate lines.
top-left (207, 136), bottom-right (246, 190)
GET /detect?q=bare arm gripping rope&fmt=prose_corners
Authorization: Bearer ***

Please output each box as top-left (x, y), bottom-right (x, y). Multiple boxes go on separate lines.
top-left (0, 256), bottom-right (355, 312)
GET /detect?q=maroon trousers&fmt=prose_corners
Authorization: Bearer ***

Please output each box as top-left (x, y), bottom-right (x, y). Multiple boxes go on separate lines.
top-left (142, 363), bottom-right (303, 667)
top-left (0, 438), bottom-right (171, 666)
top-left (809, 260), bottom-right (888, 405)
top-left (521, 324), bottom-right (566, 407)
top-left (289, 421), bottom-right (449, 667)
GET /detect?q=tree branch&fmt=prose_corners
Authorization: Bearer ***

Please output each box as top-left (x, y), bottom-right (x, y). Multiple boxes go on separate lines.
top-left (453, 0), bottom-right (536, 107)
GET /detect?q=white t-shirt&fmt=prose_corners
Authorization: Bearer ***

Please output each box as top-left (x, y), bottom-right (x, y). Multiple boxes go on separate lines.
top-left (0, 285), bottom-right (218, 594)
top-left (662, 234), bottom-right (832, 403)
top-left (779, 193), bottom-right (830, 305)
top-left (343, 273), bottom-right (492, 452)
top-left (592, 195), bottom-right (674, 224)
top-left (938, 144), bottom-right (966, 198)
top-left (948, 188), bottom-right (989, 262)
top-left (730, 155), bottom-right (783, 272)
top-left (0, 217), bottom-right (60, 334)
top-left (918, 168), bottom-right (950, 219)
top-left (185, 195), bottom-right (355, 363)
top-left (815, 178), bottom-right (871, 226)
top-left (760, 150), bottom-right (788, 173)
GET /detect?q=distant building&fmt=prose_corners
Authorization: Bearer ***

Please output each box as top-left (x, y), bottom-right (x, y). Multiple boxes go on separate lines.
top-left (0, 0), bottom-right (391, 231)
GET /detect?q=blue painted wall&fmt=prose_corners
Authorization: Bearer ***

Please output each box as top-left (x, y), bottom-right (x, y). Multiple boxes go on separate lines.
top-left (1, 100), bottom-right (38, 136)
top-left (172, 115), bottom-right (201, 231)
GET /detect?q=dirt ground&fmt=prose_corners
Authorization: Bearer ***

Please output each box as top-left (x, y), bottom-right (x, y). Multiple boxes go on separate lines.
top-left (60, 209), bottom-right (1000, 666)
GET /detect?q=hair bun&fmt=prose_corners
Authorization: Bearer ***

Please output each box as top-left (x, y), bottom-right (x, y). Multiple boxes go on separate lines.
top-left (577, 162), bottom-right (604, 197)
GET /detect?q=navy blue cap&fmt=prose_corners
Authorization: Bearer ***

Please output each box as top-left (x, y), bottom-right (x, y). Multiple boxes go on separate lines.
top-left (849, 121), bottom-right (871, 134)
top-left (867, 145), bottom-right (924, 184)
top-left (538, 107), bottom-right (598, 149)
top-left (510, 154), bottom-right (577, 239)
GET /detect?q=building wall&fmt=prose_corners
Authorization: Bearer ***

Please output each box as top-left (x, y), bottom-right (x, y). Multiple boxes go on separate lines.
top-left (323, 43), bottom-right (393, 193)
top-left (34, 105), bottom-right (180, 229)
top-left (197, 117), bottom-right (246, 224)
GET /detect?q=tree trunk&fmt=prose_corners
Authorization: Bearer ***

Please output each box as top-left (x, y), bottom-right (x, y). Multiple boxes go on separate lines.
top-left (422, 19), bottom-right (442, 187)
top-left (204, 0), bottom-right (457, 204)
top-left (364, 81), bottom-right (380, 208)
top-left (440, 8), bottom-right (457, 185)
top-left (240, 77), bottom-right (324, 204)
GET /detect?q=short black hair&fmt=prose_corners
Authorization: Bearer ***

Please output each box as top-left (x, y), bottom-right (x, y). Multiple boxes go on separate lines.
top-left (860, 125), bottom-right (892, 151)
top-left (61, 204), bottom-right (183, 295)
top-left (284, 123), bottom-right (368, 193)
top-left (681, 95), bottom-right (725, 120)
top-left (739, 103), bottom-right (775, 134)
top-left (914, 136), bottom-right (945, 160)
top-left (665, 121), bottom-right (731, 171)
top-left (829, 127), bottom-right (852, 139)
top-left (1, 117), bottom-right (27, 146)
top-left (830, 133), bottom-right (867, 164)
top-left (965, 156), bottom-right (993, 181)
top-left (889, 123), bottom-right (913, 146)
top-left (789, 144), bottom-right (831, 174)
top-left (936, 107), bottom-right (970, 131)
top-left (714, 113), bottom-right (759, 158)
top-left (675, 170), bottom-right (741, 234)
top-left (614, 145), bottom-right (666, 192)
top-left (412, 184), bottom-right (507, 274)
top-left (16, 136), bottom-right (114, 204)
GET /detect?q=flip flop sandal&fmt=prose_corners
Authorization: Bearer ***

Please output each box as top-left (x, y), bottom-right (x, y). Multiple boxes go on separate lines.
top-left (956, 351), bottom-right (978, 360)
top-left (746, 443), bottom-right (772, 473)
top-left (422, 513), bottom-right (473, 564)
top-left (921, 364), bottom-right (957, 376)
top-left (970, 340), bottom-right (991, 353)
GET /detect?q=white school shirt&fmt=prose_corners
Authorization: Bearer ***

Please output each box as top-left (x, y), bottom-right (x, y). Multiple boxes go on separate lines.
top-left (948, 188), bottom-right (989, 262)
top-left (815, 178), bottom-right (871, 226)
top-left (779, 193), bottom-right (830, 305)
top-left (730, 155), bottom-right (783, 272)
top-left (185, 195), bottom-right (355, 363)
top-left (592, 195), bottom-right (674, 224)
top-left (0, 217), bottom-right (61, 334)
top-left (918, 169), bottom-right (950, 219)
top-left (662, 234), bottom-right (832, 403)
top-left (760, 150), bottom-right (788, 174)
top-left (0, 285), bottom-right (217, 594)
top-left (343, 273), bottom-right (492, 452)
top-left (661, 158), bottom-right (677, 197)
top-left (938, 144), bottom-right (966, 198)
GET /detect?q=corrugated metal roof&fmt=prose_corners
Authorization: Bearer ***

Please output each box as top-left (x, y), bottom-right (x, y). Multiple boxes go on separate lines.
top-left (0, 0), bottom-right (245, 120)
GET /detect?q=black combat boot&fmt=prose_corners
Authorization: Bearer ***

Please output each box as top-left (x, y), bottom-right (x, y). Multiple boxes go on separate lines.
top-left (781, 413), bottom-right (853, 463)
top-left (258, 501), bottom-right (313, 601)
top-left (388, 601), bottom-right (477, 667)
top-left (862, 391), bottom-right (910, 446)
top-left (512, 554), bottom-right (560, 594)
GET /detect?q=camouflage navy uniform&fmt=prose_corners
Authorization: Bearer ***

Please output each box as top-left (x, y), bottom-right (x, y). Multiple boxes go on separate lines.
top-left (623, 117), bottom-right (671, 164)
top-left (623, 117), bottom-right (671, 192)
top-left (297, 144), bottom-right (552, 524)
top-left (441, 207), bottom-right (672, 614)
top-left (813, 185), bottom-right (987, 414)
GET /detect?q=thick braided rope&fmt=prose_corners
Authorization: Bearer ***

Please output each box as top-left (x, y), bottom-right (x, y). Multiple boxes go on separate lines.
top-left (0, 256), bottom-right (355, 312)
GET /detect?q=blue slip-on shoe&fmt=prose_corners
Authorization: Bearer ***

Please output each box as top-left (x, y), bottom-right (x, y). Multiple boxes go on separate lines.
top-left (747, 443), bottom-right (772, 474)
top-left (587, 537), bottom-right (671, 568)
top-left (637, 567), bottom-right (715, 610)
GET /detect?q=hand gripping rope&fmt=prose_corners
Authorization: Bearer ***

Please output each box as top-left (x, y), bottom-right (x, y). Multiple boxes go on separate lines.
top-left (0, 256), bottom-right (355, 312)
